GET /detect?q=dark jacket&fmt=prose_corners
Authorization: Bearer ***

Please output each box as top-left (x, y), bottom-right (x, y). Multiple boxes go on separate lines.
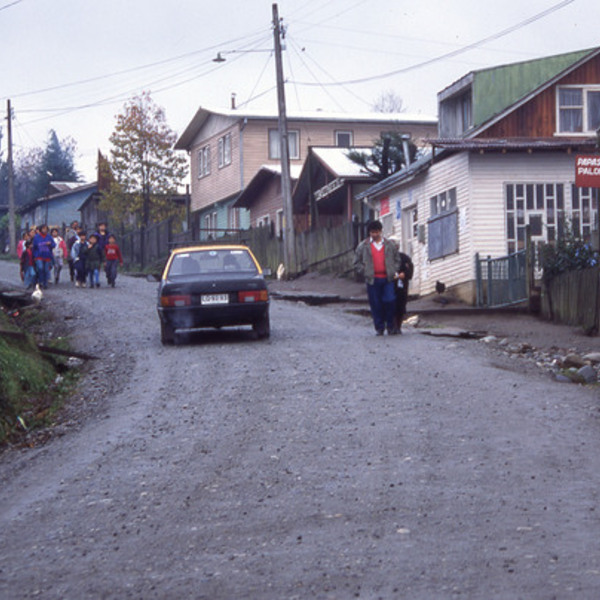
top-left (353, 237), bottom-right (401, 284)
top-left (86, 244), bottom-right (103, 270)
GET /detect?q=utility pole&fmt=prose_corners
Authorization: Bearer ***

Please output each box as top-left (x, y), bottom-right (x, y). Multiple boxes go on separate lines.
top-left (6, 100), bottom-right (16, 255)
top-left (272, 3), bottom-right (296, 276)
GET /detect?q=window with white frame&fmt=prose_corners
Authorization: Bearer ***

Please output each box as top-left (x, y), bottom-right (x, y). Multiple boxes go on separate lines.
top-left (557, 86), bottom-right (600, 134)
top-left (571, 185), bottom-right (598, 240)
top-left (198, 145), bottom-right (211, 178)
top-left (203, 211), bottom-right (218, 238)
top-left (275, 209), bottom-right (284, 237)
top-left (428, 188), bottom-right (458, 260)
top-left (335, 131), bottom-right (353, 148)
top-left (256, 214), bottom-right (270, 228)
top-left (218, 133), bottom-right (232, 168)
top-left (268, 129), bottom-right (300, 159)
top-left (228, 206), bottom-right (240, 231)
top-left (505, 183), bottom-right (565, 254)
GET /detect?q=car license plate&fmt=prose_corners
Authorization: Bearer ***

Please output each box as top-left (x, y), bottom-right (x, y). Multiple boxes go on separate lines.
top-left (201, 293), bottom-right (229, 305)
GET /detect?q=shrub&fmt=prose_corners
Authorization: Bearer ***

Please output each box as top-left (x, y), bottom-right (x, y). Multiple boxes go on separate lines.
top-left (540, 226), bottom-right (599, 281)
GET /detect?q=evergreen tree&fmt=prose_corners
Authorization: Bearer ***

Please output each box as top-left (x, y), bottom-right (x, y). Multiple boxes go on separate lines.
top-left (347, 132), bottom-right (418, 180)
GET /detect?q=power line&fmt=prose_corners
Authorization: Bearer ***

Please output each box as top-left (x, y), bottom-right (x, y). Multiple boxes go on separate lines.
top-left (290, 0), bottom-right (576, 87)
top-left (0, 29), bottom-right (269, 102)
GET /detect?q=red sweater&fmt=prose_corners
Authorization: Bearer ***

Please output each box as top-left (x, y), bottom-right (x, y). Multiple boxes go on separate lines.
top-left (371, 243), bottom-right (386, 278)
top-left (104, 243), bottom-right (123, 264)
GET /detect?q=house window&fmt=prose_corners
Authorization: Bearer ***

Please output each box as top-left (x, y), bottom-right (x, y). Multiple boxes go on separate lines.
top-left (505, 183), bottom-right (566, 254)
top-left (256, 214), bottom-right (270, 228)
top-left (275, 209), bottom-right (284, 237)
top-left (557, 86), bottom-right (600, 134)
top-left (228, 206), bottom-right (240, 231)
top-left (430, 188), bottom-right (457, 216)
top-left (571, 185), bottom-right (598, 240)
top-left (428, 188), bottom-right (458, 260)
top-left (198, 145), bottom-right (210, 178)
top-left (218, 133), bottom-right (232, 168)
top-left (335, 131), bottom-right (353, 148)
top-left (269, 129), bottom-right (300, 159)
top-left (203, 211), bottom-right (218, 238)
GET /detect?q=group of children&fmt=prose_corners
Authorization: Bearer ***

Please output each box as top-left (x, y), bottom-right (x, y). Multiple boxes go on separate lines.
top-left (18, 221), bottom-right (124, 290)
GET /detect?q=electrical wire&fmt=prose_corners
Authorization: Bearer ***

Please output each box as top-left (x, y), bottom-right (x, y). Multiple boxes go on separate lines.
top-left (290, 0), bottom-right (576, 87)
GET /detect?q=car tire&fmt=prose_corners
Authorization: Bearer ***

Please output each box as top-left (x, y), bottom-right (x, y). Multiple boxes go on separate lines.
top-left (253, 312), bottom-right (270, 339)
top-left (160, 321), bottom-right (175, 345)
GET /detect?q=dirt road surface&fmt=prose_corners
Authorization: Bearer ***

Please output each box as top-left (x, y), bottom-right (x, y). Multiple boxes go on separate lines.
top-left (1, 260), bottom-right (600, 599)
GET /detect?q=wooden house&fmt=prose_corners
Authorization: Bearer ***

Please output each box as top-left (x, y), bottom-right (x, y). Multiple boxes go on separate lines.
top-left (174, 106), bottom-right (437, 240)
top-left (358, 47), bottom-right (600, 302)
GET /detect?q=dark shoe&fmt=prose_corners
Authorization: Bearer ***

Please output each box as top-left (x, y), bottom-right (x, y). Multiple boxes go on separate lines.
top-left (388, 328), bottom-right (400, 335)
top-left (96, 283), bottom-right (100, 288)
top-left (376, 329), bottom-right (384, 336)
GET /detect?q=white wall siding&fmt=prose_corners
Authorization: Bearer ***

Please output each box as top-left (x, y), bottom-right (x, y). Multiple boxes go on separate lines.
top-left (469, 151), bottom-right (578, 254)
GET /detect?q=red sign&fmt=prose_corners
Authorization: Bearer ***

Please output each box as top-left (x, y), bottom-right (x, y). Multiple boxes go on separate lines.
top-left (575, 154), bottom-right (600, 188)
top-left (380, 196), bottom-right (390, 216)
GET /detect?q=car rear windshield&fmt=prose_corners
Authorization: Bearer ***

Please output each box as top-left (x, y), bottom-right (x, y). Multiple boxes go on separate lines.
top-left (168, 249), bottom-right (259, 277)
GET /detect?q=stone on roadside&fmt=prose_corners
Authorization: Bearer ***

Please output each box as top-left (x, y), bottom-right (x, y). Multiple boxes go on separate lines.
top-left (480, 335), bottom-right (497, 344)
top-left (582, 352), bottom-right (600, 365)
top-left (555, 373), bottom-right (573, 384)
top-left (578, 365), bottom-right (598, 384)
top-left (563, 353), bottom-right (587, 369)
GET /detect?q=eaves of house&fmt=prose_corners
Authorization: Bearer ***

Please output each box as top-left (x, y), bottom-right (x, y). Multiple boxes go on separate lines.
top-left (17, 182), bottom-right (97, 215)
top-left (234, 164), bottom-right (303, 209)
top-left (175, 106), bottom-right (438, 150)
top-left (355, 151), bottom-right (439, 201)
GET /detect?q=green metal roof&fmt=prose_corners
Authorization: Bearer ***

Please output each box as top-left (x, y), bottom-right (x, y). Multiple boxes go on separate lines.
top-left (471, 48), bottom-right (595, 128)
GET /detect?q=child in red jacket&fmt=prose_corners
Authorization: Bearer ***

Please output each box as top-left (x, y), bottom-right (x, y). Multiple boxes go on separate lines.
top-left (104, 234), bottom-right (123, 287)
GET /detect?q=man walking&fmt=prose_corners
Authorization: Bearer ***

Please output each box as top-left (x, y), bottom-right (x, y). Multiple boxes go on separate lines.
top-left (354, 220), bottom-right (401, 335)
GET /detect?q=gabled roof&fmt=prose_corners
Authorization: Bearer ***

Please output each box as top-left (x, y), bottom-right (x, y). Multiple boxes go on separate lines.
top-left (234, 164), bottom-right (303, 209)
top-left (175, 106), bottom-right (437, 150)
top-left (440, 46), bottom-right (600, 137)
top-left (356, 151), bottom-right (436, 201)
top-left (293, 146), bottom-right (377, 209)
top-left (18, 182), bottom-right (97, 214)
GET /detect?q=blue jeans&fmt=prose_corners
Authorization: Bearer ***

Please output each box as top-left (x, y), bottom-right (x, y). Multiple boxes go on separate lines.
top-left (88, 268), bottom-right (100, 287)
top-left (35, 259), bottom-right (52, 288)
top-left (366, 278), bottom-right (396, 332)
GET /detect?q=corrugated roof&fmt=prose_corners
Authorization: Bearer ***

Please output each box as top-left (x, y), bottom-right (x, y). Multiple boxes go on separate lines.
top-left (470, 48), bottom-right (596, 130)
top-left (430, 138), bottom-right (598, 151)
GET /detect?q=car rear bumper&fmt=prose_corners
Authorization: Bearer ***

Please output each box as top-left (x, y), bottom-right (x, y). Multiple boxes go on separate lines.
top-left (157, 302), bottom-right (269, 331)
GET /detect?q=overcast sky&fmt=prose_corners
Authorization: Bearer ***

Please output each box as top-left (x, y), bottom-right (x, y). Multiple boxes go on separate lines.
top-left (1, 0), bottom-right (598, 180)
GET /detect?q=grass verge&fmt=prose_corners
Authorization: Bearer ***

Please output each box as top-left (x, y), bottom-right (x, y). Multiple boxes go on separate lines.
top-left (0, 307), bottom-right (79, 447)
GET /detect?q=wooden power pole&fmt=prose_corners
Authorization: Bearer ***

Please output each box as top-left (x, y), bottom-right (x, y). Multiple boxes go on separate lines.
top-left (6, 100), bottom-right (16, 255)
top-left (272, 3), bottom-right (296, 276)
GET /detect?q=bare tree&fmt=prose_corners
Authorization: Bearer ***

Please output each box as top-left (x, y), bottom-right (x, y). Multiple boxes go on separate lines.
top-left (372, 90), bottom-right (405, 113)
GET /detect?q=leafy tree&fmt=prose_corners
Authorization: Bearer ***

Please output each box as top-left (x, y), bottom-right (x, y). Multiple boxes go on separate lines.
top-left (347, 132), bottom-right (418, 180)
top-left (100, 92), bottom-right (188, 227)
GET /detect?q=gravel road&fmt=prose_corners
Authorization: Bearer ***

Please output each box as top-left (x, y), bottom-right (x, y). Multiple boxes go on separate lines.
top-left (1, 261), bottom-right (600, 599)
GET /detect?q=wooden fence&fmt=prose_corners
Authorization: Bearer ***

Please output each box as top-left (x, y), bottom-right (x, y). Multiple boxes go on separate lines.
top-left (119, 220), bottom-right (364, 277)
top-left (541, 266), bottom-right (600, 333)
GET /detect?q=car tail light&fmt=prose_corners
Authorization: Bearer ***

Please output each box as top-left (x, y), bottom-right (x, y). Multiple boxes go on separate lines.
top-left (160, 294), bottom-right (191, 307)
top-left (238, 290), bottom-right (268, 303)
